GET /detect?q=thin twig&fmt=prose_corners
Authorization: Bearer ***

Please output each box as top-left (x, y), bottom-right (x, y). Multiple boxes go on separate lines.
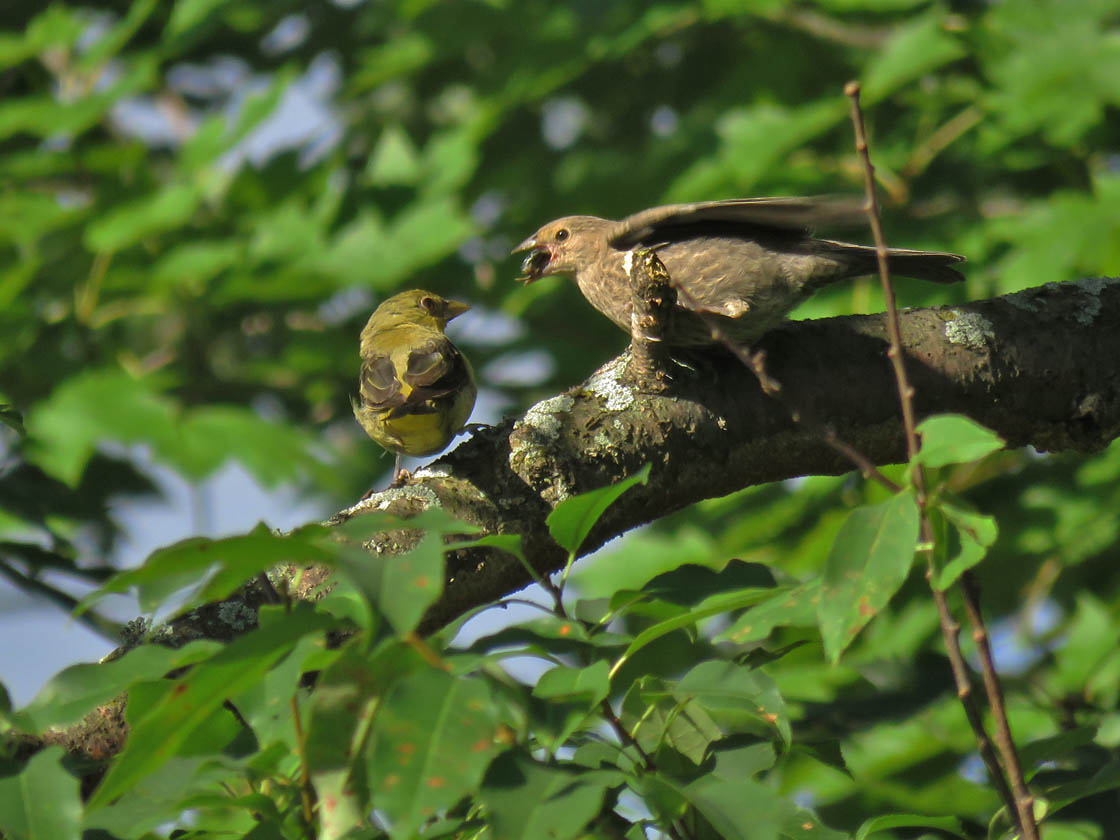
top-left (290, 694), bottom-right (317, 832)
top-left (961, 570), bottom-right (1038, 831)
top-left (820, 428), bottom-right (902, 493)
top-left (925, 545), bottom-right (1017, 811)
top-left (845, 80), bottom-right (1038, 840)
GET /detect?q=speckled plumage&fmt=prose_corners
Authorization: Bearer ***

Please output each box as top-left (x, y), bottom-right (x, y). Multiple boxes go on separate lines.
top-left (515, 197), bottom-right (965, 347)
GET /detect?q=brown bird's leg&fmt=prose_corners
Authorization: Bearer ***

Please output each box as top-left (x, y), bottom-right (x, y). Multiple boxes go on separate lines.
top-left (623, 248), bottom-right (676, 393)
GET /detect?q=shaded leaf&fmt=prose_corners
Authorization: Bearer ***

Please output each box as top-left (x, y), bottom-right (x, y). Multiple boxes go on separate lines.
top-left (818, 491), bottom-right (920, 662)
top-left (366, 668), bottom-right (503, 837)
top-left (480, 752), bottom-right (621, 840)
top-left (0, 747), bottom-right (81, 840)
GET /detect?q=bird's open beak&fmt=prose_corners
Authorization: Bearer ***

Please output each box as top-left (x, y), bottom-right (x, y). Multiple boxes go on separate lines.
top-left (512, 236), bottom-right (552, 284)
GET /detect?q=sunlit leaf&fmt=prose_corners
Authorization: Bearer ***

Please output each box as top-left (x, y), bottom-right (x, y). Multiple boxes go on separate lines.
top-left (546, 464), bottom-right (651, 555)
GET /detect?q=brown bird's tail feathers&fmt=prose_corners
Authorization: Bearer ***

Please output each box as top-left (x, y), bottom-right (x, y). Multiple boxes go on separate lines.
top-left (819, 239), bottom-right (966, 286)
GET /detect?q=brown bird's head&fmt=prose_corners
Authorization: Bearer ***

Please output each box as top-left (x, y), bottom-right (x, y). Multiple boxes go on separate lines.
top-left (512, 216), bottom-right (611, 283)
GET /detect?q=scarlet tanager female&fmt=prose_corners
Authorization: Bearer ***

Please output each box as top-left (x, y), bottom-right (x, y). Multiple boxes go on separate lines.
top-left (353, 290), bottom-right (476, 484)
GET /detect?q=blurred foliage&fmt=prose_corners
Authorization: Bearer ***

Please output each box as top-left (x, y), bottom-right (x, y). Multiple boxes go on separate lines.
top-left (1, 0), bottom-right (1119, 837)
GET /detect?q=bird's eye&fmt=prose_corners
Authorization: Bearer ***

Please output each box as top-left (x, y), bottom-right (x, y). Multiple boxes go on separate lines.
top-left (420, 296), bottom-right (438, 314)
top-left (555, 228), bottom-right (569, 242)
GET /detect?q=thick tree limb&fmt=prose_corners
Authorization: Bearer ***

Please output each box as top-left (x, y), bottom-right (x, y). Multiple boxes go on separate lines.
top-left (328, 277), bottom-right (1120, 634)
top-left (22, 278), bottom-right (1120, 767)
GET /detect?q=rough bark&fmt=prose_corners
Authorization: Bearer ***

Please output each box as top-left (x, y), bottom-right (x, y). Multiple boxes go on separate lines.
top-left (324, 277), bottom-right (1120, 633)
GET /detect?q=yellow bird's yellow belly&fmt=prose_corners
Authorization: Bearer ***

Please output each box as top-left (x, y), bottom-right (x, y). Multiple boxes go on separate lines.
top-left (354, 384), bottom-right (475, 458)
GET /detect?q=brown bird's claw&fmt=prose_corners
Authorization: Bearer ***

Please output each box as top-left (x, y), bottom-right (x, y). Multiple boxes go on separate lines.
top-left (389, 467), bottom-right (413, 488)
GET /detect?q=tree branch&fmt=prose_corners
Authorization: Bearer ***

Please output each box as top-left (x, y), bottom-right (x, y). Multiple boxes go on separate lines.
top-left (327, 277), bottom-right (1120, 634)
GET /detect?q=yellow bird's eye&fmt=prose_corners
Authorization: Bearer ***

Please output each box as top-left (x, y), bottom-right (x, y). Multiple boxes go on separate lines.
top-left (555, 228), bottom-right (569, 242)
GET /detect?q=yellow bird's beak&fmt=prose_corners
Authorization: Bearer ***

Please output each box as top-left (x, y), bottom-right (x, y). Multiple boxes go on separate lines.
top-left (443, 299), bottom-right (471, 321)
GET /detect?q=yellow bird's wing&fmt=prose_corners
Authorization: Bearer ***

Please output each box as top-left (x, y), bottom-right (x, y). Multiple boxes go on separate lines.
top-left (359, 329), bottom-right (467, 414)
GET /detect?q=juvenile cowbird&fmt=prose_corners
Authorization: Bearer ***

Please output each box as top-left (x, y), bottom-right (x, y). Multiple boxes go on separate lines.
top-left (514, 197), bottom-right (965, 347)
top-left (353, 290), bottom-right (476, 484)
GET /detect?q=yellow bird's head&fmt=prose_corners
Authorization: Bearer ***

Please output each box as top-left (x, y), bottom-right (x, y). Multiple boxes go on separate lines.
top-left (366, 289), bottom-right (471, 333)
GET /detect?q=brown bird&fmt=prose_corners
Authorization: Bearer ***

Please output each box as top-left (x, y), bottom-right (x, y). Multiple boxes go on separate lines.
top-left (353, 290), bottom-right (477, 485)
top-left (514, 197), bottom-right (965, 347)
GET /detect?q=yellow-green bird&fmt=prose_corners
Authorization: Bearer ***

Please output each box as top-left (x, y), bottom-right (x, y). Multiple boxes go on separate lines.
top-left (353, 290), bottom-right (477, 485)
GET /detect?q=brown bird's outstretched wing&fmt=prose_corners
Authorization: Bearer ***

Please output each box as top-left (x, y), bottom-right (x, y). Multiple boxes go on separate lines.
top-left (607, 196), bottom-right (866, 249)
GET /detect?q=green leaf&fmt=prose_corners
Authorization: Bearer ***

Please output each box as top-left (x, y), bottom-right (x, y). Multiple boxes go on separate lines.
top-left (533, 660), bottom-right (610, 706)
top-left (675, 660), bottom-right (790, 747)
top-left (718, 581), bottom-right (820, 644)
top-left (0, 6), bottom-right (82, 70)
top-left (818, 491), bottom-right (921, 662)
top-left (622, 674), bottom-right (723, 765)
top-left (610, 586), bottom-right (775, 679)
top-left (480, 752), bottom-right (621, 840)
top-left (84, 757), bottom-right (250, 839)
top-left (8, 642), bottom-right (217, 731)
top-left (915, 414), bottom-right (1005, 468)
top-left (1044, 759), bottom-right (1120, 816)
top-left (546, 464), bottom-right (651, 555)
top-left (25, 369), bottom-right (178, 486)
top-left (855, 813), bottom-right (966, 839)
top-left (85, 183), bottom-right (202, 253)
top-left (0, 747), bottom-right (81, 840)
top-left (568, 529), bottom-right (725, 597)
top-left (75, 522), bottom-right (335, 616)
top-left (932, 495), bottom-right (999, 589)
top-left (306, 644), bottom-right (423, 840)
top-left (151, 239), bottom-right (243, 292)
top-left (88, 604), bottom-right (335, 809)
top-left (1019, 726), bottom-right (1098, 781)
top-left (861, 9), bottom-right (967, 104)
top-left (639, 749), bottom-right (789, 840)
top-left (329, 510), bottom-right (457, 635)
top-left (366, 668), bottom-right (503, 837)
top-left (365, 124), bottom-right (423, 186)
top-left (166, 0), bottom-right (231, 37)
top-left (176, 405), bottom-right (330, 486)
top-left (351, 33), bottom-right (435, 92)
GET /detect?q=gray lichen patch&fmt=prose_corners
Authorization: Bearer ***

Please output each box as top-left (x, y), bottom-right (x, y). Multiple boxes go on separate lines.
top-left (217, 600), bottom-right (258, 631)
top-left (507, 393), bottom-right (583, 504)
top-left (944, 310), bottom-right (995, 351)
top-left (338, 482), bottom-right (444, 519)
top-left (1070, 276), bottom-right (1116, 325)
top-left (584, 356), bottom-right (636, 411)
top-left (514, 394), bottom-right (574, 443)
top-left (1003, 287), bottom-right (1044, 313)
